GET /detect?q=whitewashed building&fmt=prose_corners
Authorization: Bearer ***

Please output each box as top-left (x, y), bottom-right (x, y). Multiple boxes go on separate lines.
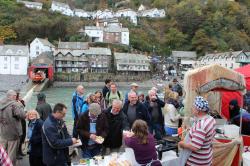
top-left (30, 38), bottom-right (55, 59)
top-left (18, 0), bottom-right (43, 10)
top-left (51, 1), bottom-right (74, 16)
top-left (138, 8), bottom-right (165, 18)
top-left (74, 9), bottom-right (91, 18)
top-left (0, 45), bottom-right (29, 75)
top-left (93, 9), bottom-right (114, 19)
top-left (171, 51), bottom-right (197, 68)
top-left (84, 19), bottom-right (129, 45)
top-left (114, 52), bottom-right (150, 75)
top-left (115, 8), bottom-right (137, 25)
top-left (198, 51), bottom-right (244, 69)
top-left (84, 26), bottom-right (104, 42)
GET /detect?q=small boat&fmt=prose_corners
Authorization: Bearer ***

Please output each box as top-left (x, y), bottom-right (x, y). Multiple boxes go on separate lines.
top-left (31, 71), bottom-right (46, 83)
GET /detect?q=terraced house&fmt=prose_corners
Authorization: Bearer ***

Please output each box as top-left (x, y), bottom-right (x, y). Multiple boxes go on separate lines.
top-left (54, 42), bottom-right (111, 73)
top-left (114, 52), bottom-right (150, 76)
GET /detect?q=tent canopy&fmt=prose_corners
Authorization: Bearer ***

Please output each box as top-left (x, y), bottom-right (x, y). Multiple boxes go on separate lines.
top-left (235, 64), bottom-right (250, 90)
top-left (183, 64), bottom-right (246, 118)
top-left (221, 64), bottom-right (250, 119)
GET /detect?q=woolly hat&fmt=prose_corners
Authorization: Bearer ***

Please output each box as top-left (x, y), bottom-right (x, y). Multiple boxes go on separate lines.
top-left (193, 96), bottom-right (209, 112)
top-left (229, 99), bottom-right (238, 107)
top-left (37, 93), bottom-right (46, 101)
top-left (89, 103), bottom-right (101, 116)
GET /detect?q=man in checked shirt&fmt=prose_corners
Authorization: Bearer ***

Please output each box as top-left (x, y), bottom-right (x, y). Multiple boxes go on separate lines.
top-left (0, 145), bottom-right (13, 166)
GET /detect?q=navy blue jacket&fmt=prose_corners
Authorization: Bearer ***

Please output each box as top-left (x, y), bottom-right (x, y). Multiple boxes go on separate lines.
top-left (122, 101), bottom-right (150, 128)
top-left (42, 114), bottom-right (73, 165)
top-left (29, 119), bottom-right (43, 157)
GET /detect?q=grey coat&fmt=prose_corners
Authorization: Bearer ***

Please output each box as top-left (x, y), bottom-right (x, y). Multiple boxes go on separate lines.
top-left (0, 98), bottom-right (26, 140)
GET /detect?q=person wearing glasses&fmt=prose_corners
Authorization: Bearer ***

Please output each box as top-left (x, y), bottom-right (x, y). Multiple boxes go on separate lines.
top-left (42, 103), bottom-right (78, 166)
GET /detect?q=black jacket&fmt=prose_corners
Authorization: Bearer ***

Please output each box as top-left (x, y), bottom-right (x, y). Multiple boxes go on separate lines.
top-left (42, 115), bottom-right (72, 165)
top-left (29, 119), bottom-right (43, 157)
top-left (104, 107), bottom-right (129, 148)
top-left (36, 102), bottom-right (52, 121)
top-left (144, 98), bottom-right (165, 126)
top-left (76, 111), bottom-right (109, 149)
top-left (122, 101), bottom-right (150, 128)
top-left (102, 86), bottom-right (110, 99)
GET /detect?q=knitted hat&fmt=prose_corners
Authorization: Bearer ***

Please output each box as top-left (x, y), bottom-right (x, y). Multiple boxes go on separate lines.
top-left (193, 96), bottom-right (209, 112)
top-left (37, 93), bottom-right (46, 101)
top-left (229, 99), bottom-right (238, 107)
top-left (89, 103), bottom-right (101, 116)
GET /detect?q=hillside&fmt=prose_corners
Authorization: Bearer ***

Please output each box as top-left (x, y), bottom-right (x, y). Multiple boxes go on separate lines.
top-left (0, 0), bottom-right (250, 57)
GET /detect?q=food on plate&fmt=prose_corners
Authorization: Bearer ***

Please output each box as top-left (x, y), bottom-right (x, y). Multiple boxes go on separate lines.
top-left (79, 159), bottom-right (87, 164)
top-left (95, 136), bottom-right (104, 144)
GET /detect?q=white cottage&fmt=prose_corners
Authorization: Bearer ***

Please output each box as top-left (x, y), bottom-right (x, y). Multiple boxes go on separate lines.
top-left (138, 8), bottom-right (165, 18)
top-left (0, 45), bottom-right (29, 75)
top-left (93, 9), bottom-right (114, 19)
top-left (30, 38), bottom-right (55, 59)
top-left (51, 1), bottom-right (74, 16)
top-left (74, 9), bottom-right (90, 18)
top-left (19, 1), bottom-right (43, 10)
top-left (198, 51), bottom-right (243, 69)
top-left (115, 8), bottom-right (138, 25)
top-left (84, 24), bottom-right (129, 45)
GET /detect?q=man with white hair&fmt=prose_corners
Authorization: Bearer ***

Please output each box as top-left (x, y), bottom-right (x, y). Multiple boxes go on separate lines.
top-left (104, 99), bottom-right (129, 154)
top-left (122, 91), bottom-right (150, 128)
top-left (0, 90), bottom-right (26, 166)
top-left (144, 89), bottom-right (165, 140)
top-left (72, 85), bottom-right (85, 138)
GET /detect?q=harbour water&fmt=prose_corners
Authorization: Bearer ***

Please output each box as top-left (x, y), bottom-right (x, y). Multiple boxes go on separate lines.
top-left (24, 86), bottom-right (153, 125)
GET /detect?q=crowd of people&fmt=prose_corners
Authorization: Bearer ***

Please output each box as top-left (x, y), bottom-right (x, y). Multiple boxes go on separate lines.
top-left (1, 78), bottom-right (249, 166)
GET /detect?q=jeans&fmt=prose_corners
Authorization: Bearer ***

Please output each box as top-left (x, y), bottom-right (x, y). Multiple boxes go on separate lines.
top-left (72, 119), bottom-right (78, 138)
top-left (164, 126), bottom-right (178, 136)
top-left (29, 155), bottom-right (45, 166)
top-left (81, 145), bottom-right (101, 159)
top-left (149, 123), bottom-right (163, 140)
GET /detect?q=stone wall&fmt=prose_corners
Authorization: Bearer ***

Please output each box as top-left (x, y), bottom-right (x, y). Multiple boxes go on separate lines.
top-left (54, 72), bottom-right (151, 82)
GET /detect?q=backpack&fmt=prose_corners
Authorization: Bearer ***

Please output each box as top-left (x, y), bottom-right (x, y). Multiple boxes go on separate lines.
top-left (107, 91), bottom-right (121, 100)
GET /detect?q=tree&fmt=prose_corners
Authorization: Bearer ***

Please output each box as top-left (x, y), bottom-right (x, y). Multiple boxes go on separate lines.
top-left (192, 29), bottom-right (217, 56)
top-left (0, 26), bottom-right (16, 43)
top-left (169, 0), bottom-right (205, 36)
top-left (165, 28), bottom-right (187, 50)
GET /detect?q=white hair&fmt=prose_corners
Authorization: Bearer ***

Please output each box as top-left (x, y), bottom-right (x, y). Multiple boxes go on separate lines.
top-left (112, 99), bottom-right (123, 107)
top-left (148, 89), bottom-right (156, 95)
top-left (128, 91), bottom-right (137, 97)
top-left (6, 90), bottom-right (17, 98)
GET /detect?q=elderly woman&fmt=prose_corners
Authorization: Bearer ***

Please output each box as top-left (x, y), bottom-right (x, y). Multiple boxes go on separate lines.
top-left (26, 110), bottom-right (44, 166)
top-left (178, 96), bottom-right (216, 166)
top-left (124, 120), bottom-right (161, 166)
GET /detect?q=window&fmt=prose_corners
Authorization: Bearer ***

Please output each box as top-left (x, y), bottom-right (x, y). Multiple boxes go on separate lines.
top-left (4, 57), bottom-right (7, 61)
top-left (4, 64), bottom-right (7, 69)
top-left (15, 57), bottom-right (19, 61)
top-left (36, 51), bottom-right (39, 55)
top-left (14, 64), bottom-right (19, 69)
top-left (36, 46), bottom-right (39, 50)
